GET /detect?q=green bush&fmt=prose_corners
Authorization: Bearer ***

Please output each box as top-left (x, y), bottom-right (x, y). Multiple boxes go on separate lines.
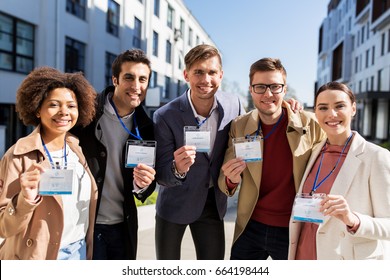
top-left (379, 142), bottom-right (390, 150)
top-left (135, 191), bottom-right (158, 207)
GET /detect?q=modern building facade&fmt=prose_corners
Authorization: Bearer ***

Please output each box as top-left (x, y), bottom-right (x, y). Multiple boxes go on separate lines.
top-left (0, 0), bottom-right (215, 156)
top-left (316, 0), bottom-right (390, 143)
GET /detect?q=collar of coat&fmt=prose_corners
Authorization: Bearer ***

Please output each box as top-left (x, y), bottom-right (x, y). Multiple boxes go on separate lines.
top-left (12, 125), bottom-right (79, 156)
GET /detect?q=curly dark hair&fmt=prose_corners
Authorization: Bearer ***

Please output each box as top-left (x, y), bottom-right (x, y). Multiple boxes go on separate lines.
top-left (16, 66), bottom-right (97, 127)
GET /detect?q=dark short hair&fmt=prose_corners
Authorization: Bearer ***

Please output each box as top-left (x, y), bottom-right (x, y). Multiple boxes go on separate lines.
top-left (184, 44), bottom-right (222, 71)
top-left (314, 81), bottom-right (355, 107)
top-left (111, 49), bottom-right (152, 80)
top-left (249, 58), bottom-right (287, 85)
top-left (16, 66), bottom-right (97, 127)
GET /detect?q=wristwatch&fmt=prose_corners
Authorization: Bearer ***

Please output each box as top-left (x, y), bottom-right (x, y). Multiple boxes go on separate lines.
top-left (172, 160), bottom-right (187, 179)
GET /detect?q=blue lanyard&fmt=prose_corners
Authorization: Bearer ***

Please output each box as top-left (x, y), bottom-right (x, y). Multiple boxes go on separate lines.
top-left (41, 137), bottom-right (67, 169)
top-left (195, 107), bottom-right (216, 128)
top-left (255, 110), bottom-right (284, 140)
top-left (310, 133), bottom-right (353, 195)
top-left (109, 98), bottom-right (142, 140)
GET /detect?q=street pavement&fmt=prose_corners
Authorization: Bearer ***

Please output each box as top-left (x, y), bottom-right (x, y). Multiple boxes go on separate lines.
top-left (136, 194), bottom-right (238, 260)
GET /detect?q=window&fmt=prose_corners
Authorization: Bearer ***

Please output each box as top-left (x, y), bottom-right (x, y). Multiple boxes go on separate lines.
top-left (365, 49), bottom-right (369, 68)
top-left (178, 57), bottom-right (183, 70)
top-left (65, 36), bottom-right (86, 73)
top-left (0, 13), bottom-right (34, 73)
top-left (153, 31), bottom-right (159, 57)
top-left (381, 33), bottom-right (385, 55)
top-left (166, 40), bottom-right (172, 63)
top-left (361, 26), bottom-right (365, 44)
top-left (188, 27), bottom-right (193, 46)
top-left (154, 0), bottom-right (160, 17)
top-left (388, 29), bottom-right (390, 53)
top-left (164, 76), bottom-right (170, 98)
top-left (177, 80), bottom-right (182, 97)
top-left (0, 104), bottom-right (30, 154)
top-left (372, 46), bottom-right (375, 65)
top-left (105, 52), bottom-right (116, 87)
top-left (357, 31), bottom-right (360, 47)
top-left (348, 17), bottom-right (352, 31)
top-left (107, 0), bottom-right (119, 37)
top-left (167, 5), bottom-right (174, 29)
top-left (180, 18), bottom-right (185, 38)
top-left (196, 35), bottom-right (200, 46)
top-left (150, 71), bottom-right (157, 88)
top-left (378, 69), bottom-right (382, 91)
top-left (66, 0), bottom-right (86, 20)
top-left (355, 56), bottom-right (359, 73)
top-left (133, 17), bottom-right (142, 49)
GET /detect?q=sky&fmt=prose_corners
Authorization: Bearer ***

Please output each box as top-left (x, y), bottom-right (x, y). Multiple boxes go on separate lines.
top-left (183, 0), bottom-right (330, 107)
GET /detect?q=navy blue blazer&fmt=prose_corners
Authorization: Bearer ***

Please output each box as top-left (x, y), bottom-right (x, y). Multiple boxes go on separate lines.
top-left (153, 90), bottom-right (244, 224)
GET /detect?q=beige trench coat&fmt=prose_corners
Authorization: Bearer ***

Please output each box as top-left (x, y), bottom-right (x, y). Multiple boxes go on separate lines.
top-left (0, 126), bottom-right (97, 260)
top-left (218, 101), bottom-right (325, 244)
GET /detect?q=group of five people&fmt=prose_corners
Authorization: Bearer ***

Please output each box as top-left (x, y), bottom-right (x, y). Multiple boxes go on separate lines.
top-left (0, 44), bottom-right (389, 260)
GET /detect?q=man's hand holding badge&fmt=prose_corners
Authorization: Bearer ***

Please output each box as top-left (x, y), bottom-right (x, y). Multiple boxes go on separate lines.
top-left (125, 140), bottom-right (157, 189)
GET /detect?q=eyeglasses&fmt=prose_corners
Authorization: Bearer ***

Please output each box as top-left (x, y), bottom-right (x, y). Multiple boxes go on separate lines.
top-left (251, 83), bottom-right (285, 94)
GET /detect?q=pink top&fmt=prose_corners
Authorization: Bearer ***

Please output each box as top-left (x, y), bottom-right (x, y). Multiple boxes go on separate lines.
top-left (295, 137), bottom-right (352, 260)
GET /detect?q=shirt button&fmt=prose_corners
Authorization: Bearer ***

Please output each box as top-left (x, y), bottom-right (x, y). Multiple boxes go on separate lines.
top-left (100, 151), bottom-right (106, 158)
top-left (340, 232), bottom-right (345, 238)
top-left (26, 239), bottom-right (33, 247)
top-left (7, 207), bottom-right (15, 215)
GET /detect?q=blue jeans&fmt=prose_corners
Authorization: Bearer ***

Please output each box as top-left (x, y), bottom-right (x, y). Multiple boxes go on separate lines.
top-left (231, 219), bottom-right (289, 260)
top-left (57, 239), bottom-right (86, 260)
top-left (93, 222), bottom-right (127, 260)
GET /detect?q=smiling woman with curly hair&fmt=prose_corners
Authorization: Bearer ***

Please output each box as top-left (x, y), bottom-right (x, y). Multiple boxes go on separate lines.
top-left (0, 66), bottom-right (98, 260)
top-left (16, 67), bottom-right (96, 127)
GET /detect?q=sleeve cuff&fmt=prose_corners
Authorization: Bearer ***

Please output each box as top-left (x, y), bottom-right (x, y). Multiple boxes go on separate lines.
top-left (346, 215), bottom-right (360, 234)
top-left (226, 177), bottom-right (239, 190)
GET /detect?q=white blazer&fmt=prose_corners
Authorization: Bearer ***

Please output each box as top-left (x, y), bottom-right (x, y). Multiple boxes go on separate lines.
top-left (288, 132), bottom-right (390, 260)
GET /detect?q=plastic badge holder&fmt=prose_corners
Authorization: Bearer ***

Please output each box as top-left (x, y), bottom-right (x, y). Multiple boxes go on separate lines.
top-left (233, 136), bottom-right (262, 162)
top-left (184, 126), bottom-right (211, 153)
top-left (125, 140), bottom-right (157, 168)
top-left (292, 193), bottom-right (326, 223)
top-left (39, 162), bottom-right (75, 195)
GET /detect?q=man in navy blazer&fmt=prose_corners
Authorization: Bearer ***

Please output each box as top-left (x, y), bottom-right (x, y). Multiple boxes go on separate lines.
top-left (153, 44), bottom-right (245, 259)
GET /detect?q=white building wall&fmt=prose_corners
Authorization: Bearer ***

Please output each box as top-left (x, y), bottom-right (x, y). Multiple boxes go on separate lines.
top-left (0, 0), bottom-right (215, 105)
top-left (317, 0), bottom-right (390, 141)
top-left (0, 0), bottom-right (216, 153)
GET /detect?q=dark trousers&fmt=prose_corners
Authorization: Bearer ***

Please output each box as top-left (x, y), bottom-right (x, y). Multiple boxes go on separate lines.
top-left (155, 189), bottom-right (225, 260)
top-left (93, 222), bottom-right (129, 260)
top-left (231, 219), bottom-right (289, 260)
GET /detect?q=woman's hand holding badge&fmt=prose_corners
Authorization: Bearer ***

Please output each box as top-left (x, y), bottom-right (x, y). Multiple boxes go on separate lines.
top-left (133, 164), bottom-right (156, 189)
top-left (221, 158), bottom-right (246, 184)
top-left (19, 163), bottom-right (44, 203)
top-left (320, 194), bottom-right (359, 228)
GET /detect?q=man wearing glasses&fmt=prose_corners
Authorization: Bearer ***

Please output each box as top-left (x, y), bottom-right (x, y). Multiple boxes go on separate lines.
top-left (218, 58), bottom-right (325, 260)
